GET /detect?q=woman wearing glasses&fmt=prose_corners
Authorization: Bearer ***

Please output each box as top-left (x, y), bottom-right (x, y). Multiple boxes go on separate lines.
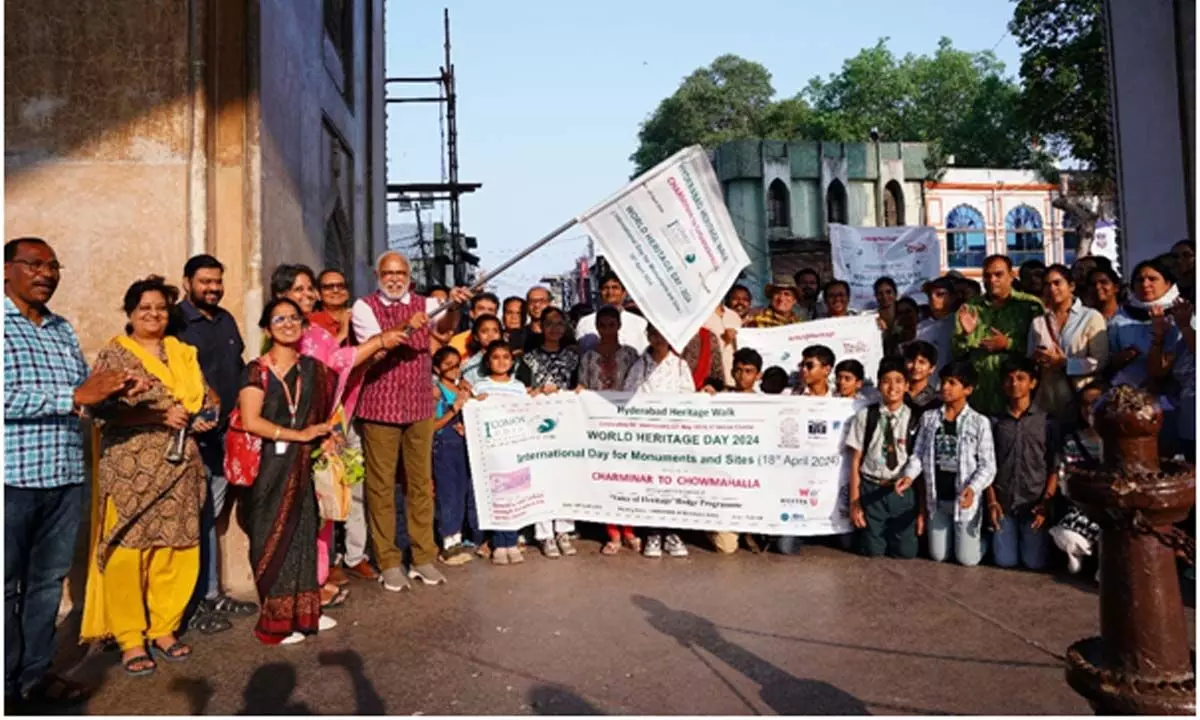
top-left (309, 269), bottom-right (353, 344)
top-left (236, 298), bottom-right (342, 645)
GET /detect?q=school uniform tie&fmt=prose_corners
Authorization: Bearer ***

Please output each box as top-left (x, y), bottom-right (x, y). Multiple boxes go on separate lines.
top-left (882, 414), bottom-right (899, 470)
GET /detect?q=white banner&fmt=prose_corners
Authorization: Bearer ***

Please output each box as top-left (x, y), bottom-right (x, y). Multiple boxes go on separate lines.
top-left (830, 225), bottom-right (940, 310)
top-left (737, 314), bottom-right (885, 384)
top-left (464, 392), bottom-right (857, 536)
top-left (580, 146), bottom-right (751, 352)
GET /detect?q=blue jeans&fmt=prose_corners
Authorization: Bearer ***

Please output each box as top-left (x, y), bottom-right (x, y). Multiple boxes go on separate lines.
top-left (5, 484), bottom-right (83, 696)
top-left (991, 512), bottom-right (1050, 570)
top-left (775, 536), bottom-right (804, 555)
top-left (491, 531), bottom-right (520, 549)
top-left (433, 429), bottom-right (481, 546)
top-left (197, 470), bottom-right (228, 601)
top-left (928, 500), bottom-right (986, 566)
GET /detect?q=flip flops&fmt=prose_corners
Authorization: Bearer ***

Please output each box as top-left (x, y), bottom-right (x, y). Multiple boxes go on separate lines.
top-left (150, 640), bottom-right (192, 664)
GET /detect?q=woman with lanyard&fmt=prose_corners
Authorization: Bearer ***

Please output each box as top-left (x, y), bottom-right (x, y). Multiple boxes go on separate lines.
top-left (237, 298), bottom-right (344, 645)
top-left (1028, 264), bottom-right (1109, 423)
top-left (272, 263), bottom-right (407, 598)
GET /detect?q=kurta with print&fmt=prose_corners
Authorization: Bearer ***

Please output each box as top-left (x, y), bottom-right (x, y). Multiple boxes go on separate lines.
top-left (91, 341), bottom-right (209, 564)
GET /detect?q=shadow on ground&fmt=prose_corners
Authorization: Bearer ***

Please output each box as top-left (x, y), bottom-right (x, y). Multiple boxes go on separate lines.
top-left (528, 684), bottom-right (605, 715)
top-left (632, 594), bottom-right (871, 715)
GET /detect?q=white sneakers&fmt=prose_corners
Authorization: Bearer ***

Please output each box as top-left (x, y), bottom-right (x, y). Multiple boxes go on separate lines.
top-left (279, 614), bottom-right (338, 646)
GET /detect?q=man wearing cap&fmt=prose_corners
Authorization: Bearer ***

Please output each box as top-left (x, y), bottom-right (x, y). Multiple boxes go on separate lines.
top-left (745, 275), bottom-right (808, 328)
top-left (916, 277), bottom-right (958, 373)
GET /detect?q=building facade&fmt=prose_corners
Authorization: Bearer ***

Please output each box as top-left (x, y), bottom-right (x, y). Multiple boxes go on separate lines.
top-left (6, 0), bottom-right (388, 358)
top-left (713, 140), bottom-right (1104, 301)
top-left (712, 140), bottom-right (929, 300)
top-left (6, 0), bottom-right (387, 599)
top-left (924, 168), bottom-right (1084, 272)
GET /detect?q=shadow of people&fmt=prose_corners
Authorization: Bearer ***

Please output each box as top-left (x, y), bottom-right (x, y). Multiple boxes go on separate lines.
top-left (170, 677), bottom-right (215, 715)
top-left (238, 663), bottom-right (313, 715)
top-left (528, 684), bottom-right (605, 715)
top-left (318, 650), bottom-right (386, 715)
top-left (631, 595), bottom-right (870, 716)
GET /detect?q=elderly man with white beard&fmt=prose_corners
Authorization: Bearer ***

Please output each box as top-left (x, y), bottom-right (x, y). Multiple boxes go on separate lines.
top-left (352, 252), bottom-right (471, 592)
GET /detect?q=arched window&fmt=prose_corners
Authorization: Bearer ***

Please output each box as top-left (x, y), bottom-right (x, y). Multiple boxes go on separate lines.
top-left (883, 180), bottom-right (904, 226)
top-left (1063, 212), bottom-right (1081, 266)
top-left (826, 179), bottom-right (848, 226)
top-left (767, 179), bottom-right (790, 229)
top-left (1006, 205), bottom-right (1045, 266)
top-left (946, 204), bottom-right (987, 269)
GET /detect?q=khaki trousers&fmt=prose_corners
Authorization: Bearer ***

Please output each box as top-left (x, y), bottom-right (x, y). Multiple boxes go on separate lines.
top-left (361, 419), bottom-right (436, 569)
top-left (710, 532), bottom-right (740, 555)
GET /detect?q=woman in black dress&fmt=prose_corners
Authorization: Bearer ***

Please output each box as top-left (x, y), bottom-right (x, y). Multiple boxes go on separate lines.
top-left (236, 298), bottom-right (339, 645)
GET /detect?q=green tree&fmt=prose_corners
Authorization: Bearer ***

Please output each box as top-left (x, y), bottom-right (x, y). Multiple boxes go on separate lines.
top-left (629, 55), bottom-right (813, 175)
top-left (803, 38), bottom-right (1031, 169)
top-left (1009, 0), bottom-right (1111, 251)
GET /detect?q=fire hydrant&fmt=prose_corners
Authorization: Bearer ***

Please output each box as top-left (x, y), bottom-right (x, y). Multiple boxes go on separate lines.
top-left (1063, 385), bottom-right (1195, 714)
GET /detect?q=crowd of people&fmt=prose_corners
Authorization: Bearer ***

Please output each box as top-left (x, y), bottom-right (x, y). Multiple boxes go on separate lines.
top-left (4, 232), bottom-right (1196, 709)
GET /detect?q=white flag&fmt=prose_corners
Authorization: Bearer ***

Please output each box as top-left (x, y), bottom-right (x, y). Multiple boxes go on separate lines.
top-left (578, 146), bottom-right (751, 351)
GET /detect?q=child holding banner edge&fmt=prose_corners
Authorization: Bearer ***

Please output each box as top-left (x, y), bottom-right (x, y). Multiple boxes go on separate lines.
top-left (846, 358), bottom-right (922, 558)
top-left (623, 323), bottom-right (696, 559)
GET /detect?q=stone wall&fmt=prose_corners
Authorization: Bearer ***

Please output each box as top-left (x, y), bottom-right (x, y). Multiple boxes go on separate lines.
top-left (5, 0), bottom-right (195, 358)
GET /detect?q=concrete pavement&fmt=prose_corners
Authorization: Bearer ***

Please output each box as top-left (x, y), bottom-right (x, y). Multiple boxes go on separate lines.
top-left (40, 540), bottom-right (1196, 715)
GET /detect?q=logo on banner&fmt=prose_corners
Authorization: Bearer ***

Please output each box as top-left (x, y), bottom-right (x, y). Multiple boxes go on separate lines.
top-left (779, 417), bottom-right (801, 448)
top-left (536, 417), bottom-right (558, 434)
top-left (490, 468), bottom-right (532, 495)
top-left (807, 419), bottom-right (828, 438)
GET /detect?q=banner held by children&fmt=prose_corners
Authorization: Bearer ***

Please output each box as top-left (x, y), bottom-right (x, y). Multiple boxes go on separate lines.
top-left (464, 391), bottom-right (856, 536)
top-left (737, 314), bottom-right (886, 384)
top-left (580, 145), bottom-right (751, 351)
top-left (830, 225), bottom-right (940, 310)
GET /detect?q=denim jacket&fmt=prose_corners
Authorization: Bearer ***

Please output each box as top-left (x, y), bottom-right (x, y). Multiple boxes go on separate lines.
top-left (903, 404), bottom-right (996, 524)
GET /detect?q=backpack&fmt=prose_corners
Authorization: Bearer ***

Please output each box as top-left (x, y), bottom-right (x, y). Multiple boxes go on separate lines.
top-left (224, 365), bottom-right (270, 487)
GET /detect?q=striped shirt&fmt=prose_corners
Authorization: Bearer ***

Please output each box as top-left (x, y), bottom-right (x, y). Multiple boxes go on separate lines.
top-left (4, 297), bottom-right (89, 489)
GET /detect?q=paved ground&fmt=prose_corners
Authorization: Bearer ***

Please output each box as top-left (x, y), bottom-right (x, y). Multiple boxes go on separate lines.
top-left (40, 539), bottom-right (1196, 715)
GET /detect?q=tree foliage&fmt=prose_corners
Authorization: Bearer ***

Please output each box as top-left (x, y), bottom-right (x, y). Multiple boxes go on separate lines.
top-left (1009, 0), bottom-right (1110, 180)
top-left (629, 39), bottom-right (1031, 175)
top-left (629, 55), bottom-right (813, 175)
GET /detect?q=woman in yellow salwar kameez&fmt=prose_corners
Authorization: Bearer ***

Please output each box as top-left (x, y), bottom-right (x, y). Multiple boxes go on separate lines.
top-left (81, 276), bottom-right (214, 676)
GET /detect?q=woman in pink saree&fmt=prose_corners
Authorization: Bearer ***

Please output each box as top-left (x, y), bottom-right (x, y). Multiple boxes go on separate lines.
top-left (270, 264), bottom-right (406, 607)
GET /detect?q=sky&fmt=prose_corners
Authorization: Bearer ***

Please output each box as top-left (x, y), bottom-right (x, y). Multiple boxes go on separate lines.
top-left (385, 0), bottom-right (1024, 299)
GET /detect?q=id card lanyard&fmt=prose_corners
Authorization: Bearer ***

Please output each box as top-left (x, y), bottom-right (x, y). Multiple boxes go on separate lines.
top-left (270, 361), bottom-right (303, 455)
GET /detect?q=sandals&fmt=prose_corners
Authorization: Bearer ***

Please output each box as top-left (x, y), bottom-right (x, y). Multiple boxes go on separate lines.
top-left (23, 673), bottom-right (93, 702)
top-left (623, 535), bottom-right (642, 553)
top-left (123, 654), bottom-right (157, 676)
top-left (321, 584), bottom-right (350, 610)
top-left (601, 540), bottom-right (621, 556)
top-left (189, 611), bottom-right (233, 635)
top-left (150, 639), bottom-right (192, 663)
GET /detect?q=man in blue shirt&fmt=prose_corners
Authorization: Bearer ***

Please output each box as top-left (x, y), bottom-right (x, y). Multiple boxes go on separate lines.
top-left (176, 254), bottom-right (257, 634)
top-left (4, 237), bottom-right (139, 709)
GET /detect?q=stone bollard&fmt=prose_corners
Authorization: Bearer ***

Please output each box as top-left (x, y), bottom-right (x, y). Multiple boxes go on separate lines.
top-left (1063, 385), bottom-right (1195, 715)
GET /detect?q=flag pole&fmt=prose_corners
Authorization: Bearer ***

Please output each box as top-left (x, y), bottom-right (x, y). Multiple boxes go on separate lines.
top-left (426, 217), bottom-right (580, 321)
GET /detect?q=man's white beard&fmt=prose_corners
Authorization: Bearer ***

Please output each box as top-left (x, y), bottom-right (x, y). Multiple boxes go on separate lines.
top-left (378, 281), bottom-right (410, 301)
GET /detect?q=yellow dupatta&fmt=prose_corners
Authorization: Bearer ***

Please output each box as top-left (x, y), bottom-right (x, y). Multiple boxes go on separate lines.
top-left (80, 335), bottom-right (206, 643)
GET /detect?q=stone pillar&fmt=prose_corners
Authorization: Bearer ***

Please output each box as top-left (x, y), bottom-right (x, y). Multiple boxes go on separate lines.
top-left (1104, 0), bottom-right (1194, 267)
top-left (1063, 386), bottom-right (1195, 715)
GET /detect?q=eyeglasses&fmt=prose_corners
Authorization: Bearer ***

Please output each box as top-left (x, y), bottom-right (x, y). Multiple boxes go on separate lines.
top-left (801, 361), bottom-right (822, 370)
top-left (136, 306), bottom-right (169, 315)
top-left (9, 259), bottom-right (63, 274)
top-left (271, 314), bottom-right (302, 327)
top-left (380, 270), bottom-right (409, 279)
top-left (320, 282), bottom-right (347, 291)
